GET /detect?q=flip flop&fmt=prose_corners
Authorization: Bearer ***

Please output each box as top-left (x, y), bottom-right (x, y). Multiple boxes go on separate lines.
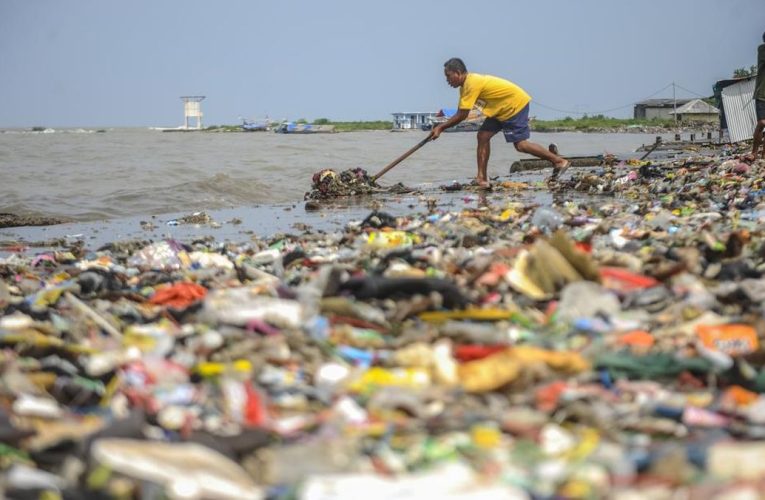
top-left (469, 179), bottom-right (492, 191)
top-left (472, 179), bottom-right (493, 191)
top-left (552, 161), bottom-right (571, 178)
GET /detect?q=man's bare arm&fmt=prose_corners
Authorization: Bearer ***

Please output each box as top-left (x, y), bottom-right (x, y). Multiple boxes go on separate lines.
top-left (430, 109), bottom-right (470, 139)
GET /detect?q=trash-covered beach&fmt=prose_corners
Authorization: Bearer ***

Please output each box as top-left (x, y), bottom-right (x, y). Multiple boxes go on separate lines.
top-left (3, 140), bottom-right (765, 499)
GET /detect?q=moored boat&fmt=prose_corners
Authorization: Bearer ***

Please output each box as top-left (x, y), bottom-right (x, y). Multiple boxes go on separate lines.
top-left (274, 122), bottom-right (336, 134)
top-left (241, 118), bottom-right (271, 132)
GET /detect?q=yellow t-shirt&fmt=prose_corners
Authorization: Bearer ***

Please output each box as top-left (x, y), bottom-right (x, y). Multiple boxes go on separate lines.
top-left (459, 73), bottom-right (531, 121)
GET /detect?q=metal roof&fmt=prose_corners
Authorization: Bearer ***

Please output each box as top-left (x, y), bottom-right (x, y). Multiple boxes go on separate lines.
top-left (669, 99), bottom-right (719, 115)
top-left (714, 75), bottom-right (756, 93)
top-left (634, 98), bottom-right (694, 107)
top-left (720, 78), bottom-right (757, 143)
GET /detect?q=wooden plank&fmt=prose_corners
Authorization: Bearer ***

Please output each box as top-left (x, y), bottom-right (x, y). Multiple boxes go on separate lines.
top-left (509, 156), bottom-right (604, 173)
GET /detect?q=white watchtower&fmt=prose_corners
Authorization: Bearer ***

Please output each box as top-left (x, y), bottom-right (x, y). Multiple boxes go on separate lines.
top-left (181, 96), bottom-right (206, 129)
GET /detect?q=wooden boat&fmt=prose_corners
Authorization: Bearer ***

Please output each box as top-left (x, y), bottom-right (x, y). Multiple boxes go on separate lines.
top-left (274, 122), bottom-right (336, 134)
top-left (241, 119), bottom-right (270, 132)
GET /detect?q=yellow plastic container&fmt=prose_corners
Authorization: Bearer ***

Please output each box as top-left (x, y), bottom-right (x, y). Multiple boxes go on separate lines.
top-left (471, 423), bottom-right (502, 449)
top-left (195, 359), bottom-right (253, 377)
top-left (366, 231), bottom-right (420, 249)
top-left (348, 367), bottom-right (431, 392)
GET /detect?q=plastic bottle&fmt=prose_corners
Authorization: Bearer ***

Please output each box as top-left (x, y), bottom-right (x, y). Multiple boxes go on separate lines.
top-left (531, 206), bottom-right (563, 233)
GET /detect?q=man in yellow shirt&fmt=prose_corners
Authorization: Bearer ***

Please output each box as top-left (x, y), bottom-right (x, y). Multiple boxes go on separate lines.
top-left (430, 58), bottom-right (570, 189)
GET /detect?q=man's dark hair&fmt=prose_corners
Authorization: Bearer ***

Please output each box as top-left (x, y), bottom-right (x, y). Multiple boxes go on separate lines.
top-left (762, 31), bottom-right (765, 43)
top-left (444, 58), bottom-right (467, 73)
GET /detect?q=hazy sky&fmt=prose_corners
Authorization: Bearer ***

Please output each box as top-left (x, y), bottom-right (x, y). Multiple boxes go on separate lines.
top-left (1, 0), bottom-right (762, 127)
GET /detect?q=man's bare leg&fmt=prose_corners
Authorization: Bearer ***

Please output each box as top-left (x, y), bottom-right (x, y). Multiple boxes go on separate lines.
top-left (477, 130), bottom-right (498, 187)
top-left (514, 139), bottom-right (568, 168)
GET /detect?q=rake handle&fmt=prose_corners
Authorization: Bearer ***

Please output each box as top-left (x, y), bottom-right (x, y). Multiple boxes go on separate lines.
top-left (372, 136), bottom-right (431, 181)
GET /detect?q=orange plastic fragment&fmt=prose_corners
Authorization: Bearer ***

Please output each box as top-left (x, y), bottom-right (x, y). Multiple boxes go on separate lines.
top-left (696, 324), bottom-right (758, 356)
top-left (535, 380), bottom-right (568, 412)
top-left (149, 282), bottom-right (207, 309)
top-left (616, 330), bottom-right (655, 348)
top-left (476, 262), bottom-right (511, 287)
top-left (599, 267), bottom-right (660, 293)
top-left (722, 385), bottom-right (759, 407)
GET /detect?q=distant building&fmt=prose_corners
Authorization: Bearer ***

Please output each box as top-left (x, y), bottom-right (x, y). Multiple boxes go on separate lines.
top-left (181, 96), bottom-right (205, 129)
top-left (714, 75), bottom-right (757, 143)
top-left (668, 99), bottom-right (719, 124)
top-left (391, 112), bottom-right (438, 130)
top-left (633, 98), bottom-right (693, 120)
top-left (392, 108), bottom-right (486, 130)
top-left (420, 108), bottom-right (485, 131)
top-left (433, 108), bottom-right (484, 122)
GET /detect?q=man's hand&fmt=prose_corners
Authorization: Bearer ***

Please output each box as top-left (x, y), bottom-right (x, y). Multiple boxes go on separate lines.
top-left (430, 124), bottom-right (444, 140)
top-left (429, 110), bottom-right (468, 140)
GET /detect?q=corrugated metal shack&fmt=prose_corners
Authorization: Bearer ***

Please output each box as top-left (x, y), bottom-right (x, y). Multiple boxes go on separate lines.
top-left (714, 75), bottom-right (757, 143)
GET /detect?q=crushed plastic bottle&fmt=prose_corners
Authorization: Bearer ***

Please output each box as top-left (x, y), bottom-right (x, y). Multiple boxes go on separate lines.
top-left (530, 206), bottom-right (563, 233)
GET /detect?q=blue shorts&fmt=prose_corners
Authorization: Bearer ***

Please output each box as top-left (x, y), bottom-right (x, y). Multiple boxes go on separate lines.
top-left (479, 103), bottom-right (531, 143)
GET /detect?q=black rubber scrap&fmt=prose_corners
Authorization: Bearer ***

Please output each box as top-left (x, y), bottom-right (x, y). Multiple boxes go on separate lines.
top-left (337, 276), bottom-right (470, 309)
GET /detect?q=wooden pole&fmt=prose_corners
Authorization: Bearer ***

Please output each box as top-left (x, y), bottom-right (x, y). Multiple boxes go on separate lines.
top-left (372, 137), bottom-right (431, 181)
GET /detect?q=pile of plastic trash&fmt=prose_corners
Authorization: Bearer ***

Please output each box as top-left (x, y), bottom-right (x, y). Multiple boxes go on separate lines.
top-left (4, 145), bottom-right (765, 498)
top-left (306, 168), bottom-right (380, 200)
top-left (305, 167), bottom-right (414, 202)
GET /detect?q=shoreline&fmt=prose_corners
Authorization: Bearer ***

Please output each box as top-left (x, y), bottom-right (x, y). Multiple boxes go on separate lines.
top-left (0, 169), bottom-right (568, 251)
top-left (1, 123), bottom-right (719, 135)
top-left (0, 131), bottom-right (721, 232)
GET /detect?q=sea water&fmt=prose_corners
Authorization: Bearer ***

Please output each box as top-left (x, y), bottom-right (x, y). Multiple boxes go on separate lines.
top-left (0, 127), bottom-right (666, 221)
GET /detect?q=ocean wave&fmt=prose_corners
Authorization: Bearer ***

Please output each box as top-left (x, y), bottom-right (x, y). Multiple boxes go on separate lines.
top-left (95, 173), bottom-right (280, 219)
top-left (0, 173), bottom-right (286, 222)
